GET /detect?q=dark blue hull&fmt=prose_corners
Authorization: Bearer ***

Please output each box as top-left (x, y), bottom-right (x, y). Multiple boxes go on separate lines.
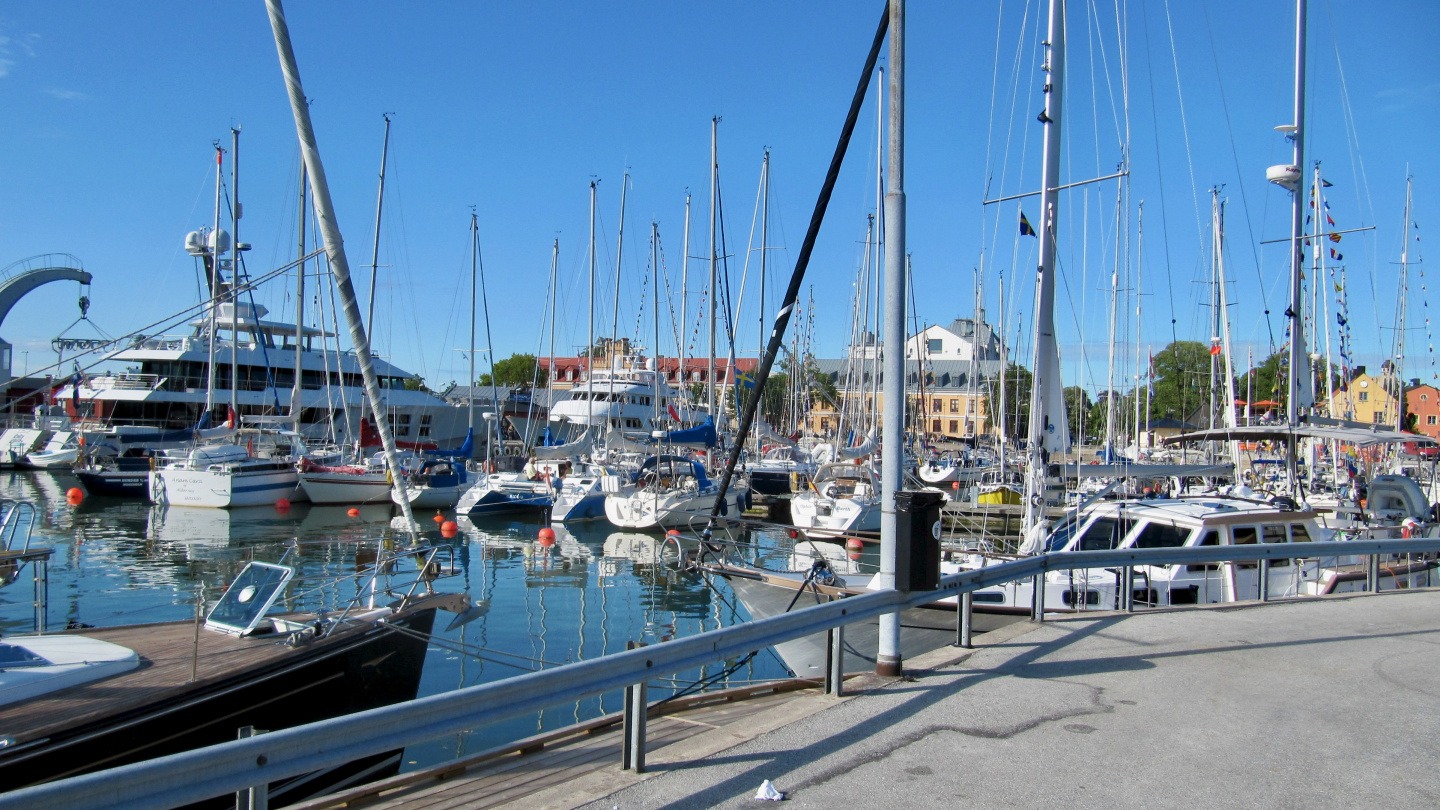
top-left (74, 469), bottom-right (150, 498)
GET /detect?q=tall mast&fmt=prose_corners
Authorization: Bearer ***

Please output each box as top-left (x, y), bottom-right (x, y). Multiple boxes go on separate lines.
top-left (1209, 189), bottom-right (1222, 435)
top-left (1216, 193), bottom-right (1240, 470)
top-left (207, 143), bottom-right (223, 418)
top-left (1105, 192), bottom-right (1121, 457)
top-left (1133, 202), bottom-right (1144, 452)
top-left (547, 238), bottom-right (558, 415)
top-left (366, 113), bottom-right (392, 339)
top-left (1397, 173), bottom-right (1413, 431)
top-left (680, 192), bottom-right (691, 404)
top-left (468, 212), bottom-right (477, 435)
top-left (475, 213), bottom-right (499, 465)
top-left (230, 127), bottom-right (241, 423)
top-left (652, 221), bottom-right (661, 427)
top-left (759, 150), bottom-right (770, 364)
top-left (1316, 166), bottom-right (1336, 422)
top-left (265, 0), bottom-right (418, 536)
top-left (291, 164), bottom-right (306, 424)
top-left (708, 117), bottom-right (719, 424)
top-left (877, 0), bottom-right (907, 678)
top-left (610, 171), bottom-right (629, 371)
top-left (997, 269), bottom-right (1007, 467)
top-left (1285, 0), bottom-right (1310, 428)
top-left (588, 181), bottom-right (596, 434)
top-left (1022, 0), bottom-right (1068, 540)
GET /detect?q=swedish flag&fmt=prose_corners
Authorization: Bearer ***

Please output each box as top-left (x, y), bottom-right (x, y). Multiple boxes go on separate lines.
top-left (736, 368), bottom-right (756, 389)
top-left (1019, 211), bottom-right (1037, 237)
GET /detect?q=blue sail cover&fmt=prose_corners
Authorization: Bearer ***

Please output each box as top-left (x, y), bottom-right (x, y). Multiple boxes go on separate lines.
top-left (662, 416), bottom-right (716, 448)
top-left (425, 427), bottom-right (474, 457)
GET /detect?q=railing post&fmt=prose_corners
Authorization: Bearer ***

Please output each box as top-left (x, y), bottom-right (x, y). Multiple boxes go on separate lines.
top-left (1368, 554), bottom-right (1381, 592)
top-left (621, 681), bottom-right (647, 772)
top-left (826, 623), bottom-right (845, 696)
top-left (1259, 558), bottom-right (1270, 602)
top-left (956, 591), bottom-right (973, 649)
top-left (235, 726), bottom-right (267, 810)
top-left (33, 556), bottom-right (47, 634)
top-left (1122, 566), bottom-right (1134, 612)
top-left (1031, 573), bottom-right (1045, 623)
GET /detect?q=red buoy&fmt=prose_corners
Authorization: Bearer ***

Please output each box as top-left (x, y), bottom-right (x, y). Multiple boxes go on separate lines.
top-left (347, 507), bottom-right (361, 517)
top-left (666, 529), bottom-right (680, 537)
top-left (66, 488), bottom-right (84, 505)
top-left (433, 512), bottom-right (446, 523)
top-left (275, 498), bottom-right (291, 511)
top-left (441, 520), bottom-right (458, 537)
top-left (846, 537), bottom-right (864, 552)
top-left (952, 481), bottom-right (960, 490)
top-left (788, 529), bottom-right (799, 539)
top-left (537, 527), bottom-right (556, 547)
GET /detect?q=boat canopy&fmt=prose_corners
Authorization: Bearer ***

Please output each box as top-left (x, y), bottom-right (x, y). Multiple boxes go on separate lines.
top-left (533, 429), bottom-right (593, 460)
top-left (661, 416), bottom-right (716, 448)
top-left (638, 454), bottom-right (710, 488)
top-left (1162, 418), bottom-right (1437, 448)
top-left (1065, 463), bottom-right (1236, 479)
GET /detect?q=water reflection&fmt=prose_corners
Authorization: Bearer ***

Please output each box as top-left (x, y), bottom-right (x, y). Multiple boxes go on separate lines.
top-left (0, 471), bottom-right (793, 773)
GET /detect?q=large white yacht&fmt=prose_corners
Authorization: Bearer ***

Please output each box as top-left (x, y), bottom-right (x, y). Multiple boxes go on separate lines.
top-left (58, 298), bottom-right (471, 452)
top-left (543, 353), bottom-right (706, 443)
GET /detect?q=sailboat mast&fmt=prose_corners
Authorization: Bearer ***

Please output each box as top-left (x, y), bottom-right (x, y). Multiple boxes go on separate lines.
top-left (1105, 193), bottom-right (1120, 456)
top-left (1216, 195), bottom-right (1241, 470)
top-left (230, 127), bottom-right (241, 423)
top-left (547, 238), bottom-right (558, 414)
top-left (997, 269), bottom-right (1007, 467)
top-left (588, 181), bottom-right (596, 433)
top-left (1397, 174), bottom-right (1413, 431)
top-left (680, 192), bottom-right (691, 404)
top-left (207, 144), bottom-right (223, 418)
top-left (468, 213), bottom-right (477, 434)
top-left (708, 117), bottom-right (719, 425)
top-left (1022, 0), bottom-right (1067, 537)
top-left (759, 150), bottom-right (769, 364)
top-left (475, 215), bottom-right (500, 466)
top-left (652, 221), bottom-right (661, 427)
top-left (1133, 202), bottom-right (1144, 453)
top-left (610, 171), bottom-right (629, 371)
top-left (877, 0), bottom-right (907, 678)
top-left (1209, 188), bottom-right (1222, 435)
top-left (365, 113), bottom-right (392, 339)
top-left (292, 164), bottom-right (306, 423)
top-left (1286, 0), bottom-right (1309, 428)
top-left (265, 0), bottom-right (418, 535)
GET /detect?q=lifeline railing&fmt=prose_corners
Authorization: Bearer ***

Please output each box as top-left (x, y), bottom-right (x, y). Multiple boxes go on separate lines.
top-left (4, 536), bottom-right (1439, 810)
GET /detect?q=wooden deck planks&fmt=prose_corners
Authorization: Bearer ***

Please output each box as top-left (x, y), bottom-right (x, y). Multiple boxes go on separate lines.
top-left (296, 686), bottom-right (817, 810)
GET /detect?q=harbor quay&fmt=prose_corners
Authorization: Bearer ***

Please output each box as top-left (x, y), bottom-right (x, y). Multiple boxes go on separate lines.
top-left (551, 590), bottom-right (1440, 809)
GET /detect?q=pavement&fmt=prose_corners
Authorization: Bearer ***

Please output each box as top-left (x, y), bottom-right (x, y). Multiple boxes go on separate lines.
top-left (573, 590), bottom-right (1440, 809)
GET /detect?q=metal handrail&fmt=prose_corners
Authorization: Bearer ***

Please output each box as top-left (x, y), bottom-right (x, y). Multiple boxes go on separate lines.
top-left (5, 536), bottom-right (1440, 810)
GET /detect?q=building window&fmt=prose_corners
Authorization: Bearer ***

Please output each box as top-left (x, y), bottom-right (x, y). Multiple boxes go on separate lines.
top-left (968, 400), bottom-right (975, 413)
top-left (949, 420), bottom-right (959, 434)
top-left (928, 338), bottom-right (943, 353)
top-left (1429, 415), bottom-right (1438, 426)
top-left (1424, 394), bottom-right (1430, 401)
top-left (949, 399), bottom-right (959, 413)
top-left (1373, 411), bottom-right (1383, 424)
top-left (1359, 391), bottom-right (1369, 402)
top-left (932, 398), bottom-right (942, 413)
top-left (932, 419), bottom-right (941, 432)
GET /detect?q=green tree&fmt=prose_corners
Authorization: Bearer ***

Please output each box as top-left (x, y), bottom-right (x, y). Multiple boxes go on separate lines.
top-left (403, 376), bottom-right (430, 393)
top-left (985, 365), bottom-right (1032, 441)
top-left (1149, 341), bottom-right (1212, 421)
top-left (478, 353), bottom-right (545, 388)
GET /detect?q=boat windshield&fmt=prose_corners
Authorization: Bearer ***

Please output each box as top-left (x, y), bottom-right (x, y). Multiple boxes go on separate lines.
top-left (206, 562), bottom-right (295, 636)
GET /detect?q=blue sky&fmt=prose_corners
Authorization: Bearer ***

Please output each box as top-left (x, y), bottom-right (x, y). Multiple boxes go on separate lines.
top-left (0, 1), bottom-right (1435, 397)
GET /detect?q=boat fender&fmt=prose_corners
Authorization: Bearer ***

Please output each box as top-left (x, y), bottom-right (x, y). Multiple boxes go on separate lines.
top-left (718, 497), bottom-right (728, 517)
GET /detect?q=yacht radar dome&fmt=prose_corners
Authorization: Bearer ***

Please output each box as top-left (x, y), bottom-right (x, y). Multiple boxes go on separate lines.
top-left (1266, 165), bottom-right (1301, 191)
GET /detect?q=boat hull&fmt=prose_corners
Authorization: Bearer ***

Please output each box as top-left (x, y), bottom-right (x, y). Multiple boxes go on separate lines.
top-left (0, 607), bottom-right (437, 808)
top-left (298, 472), bottom-right (393, 504)
top-left (152, 467), bottom-right (310, 508)
top-left (74, 469), bottom-right (150, 498)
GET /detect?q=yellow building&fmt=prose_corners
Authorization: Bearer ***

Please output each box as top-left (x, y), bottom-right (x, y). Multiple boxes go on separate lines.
top-left (1326, 366), bottom-right (1402, 426)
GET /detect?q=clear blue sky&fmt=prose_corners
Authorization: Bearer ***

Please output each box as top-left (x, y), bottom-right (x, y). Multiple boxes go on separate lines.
top-left (0, 1), bottom-right (1435, 397)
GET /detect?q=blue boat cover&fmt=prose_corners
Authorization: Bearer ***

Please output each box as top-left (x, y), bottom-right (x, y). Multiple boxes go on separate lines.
top-left (662, 416), bottom-right (716, 448)
top-left (425, 427), bottom-right (474, 457)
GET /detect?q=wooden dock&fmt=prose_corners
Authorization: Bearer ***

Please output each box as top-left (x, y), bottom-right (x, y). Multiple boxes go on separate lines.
top-left (289, 679), bottom-right (836, 810)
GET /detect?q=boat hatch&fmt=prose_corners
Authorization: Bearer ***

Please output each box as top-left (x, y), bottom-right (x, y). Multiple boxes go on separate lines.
top-left (206, 562), bottom-right (295, 636)
top-left (0, 643), bottom-right (50, 669)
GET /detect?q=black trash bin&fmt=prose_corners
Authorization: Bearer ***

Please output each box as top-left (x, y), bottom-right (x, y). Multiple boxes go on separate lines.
top-left (894, 489), bottom-right (945, 591)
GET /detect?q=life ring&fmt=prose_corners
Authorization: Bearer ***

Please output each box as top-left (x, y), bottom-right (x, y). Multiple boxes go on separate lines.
top-left (1242, 469), bottom-right (1256, 485)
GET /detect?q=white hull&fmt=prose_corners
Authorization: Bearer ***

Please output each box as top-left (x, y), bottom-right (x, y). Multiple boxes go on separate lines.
top-left (23, 449), bottom-right (80, 469)
top-left (395, 483), bottom-right (466, 510)
top-left (297, 472), bottom-right (393, 504)
top-left (152, 467), bottom-right (309, 509)
top-left (789, 493), bottom-right (882, 539)
top-left (604, 486), bottom-right (747, 531)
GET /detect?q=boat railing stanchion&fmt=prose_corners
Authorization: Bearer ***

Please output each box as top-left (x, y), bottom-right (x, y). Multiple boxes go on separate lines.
top-left (1260, 558), bottom-right (1271, 602)
top-left (1031, 572), bottom-right (1045, 623)
top-left (621, 679), bottom-right (648, 773)
top-left (955, 590), bottom-right (973, 649)
top-left (236, 726), bottom-right (269, 810)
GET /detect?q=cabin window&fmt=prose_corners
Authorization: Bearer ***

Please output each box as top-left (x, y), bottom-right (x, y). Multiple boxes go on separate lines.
top-left (1187, 530), bottom-right (1221, 571)
top-left (421, 414), bottom-right (433, 425)
top-left (1062, 590), bottom-right (1100, 607)
top-left (1231, 526), bottom-right (1259, 569)
top-left (1077, 517), bottom-right (1121, 551)
top-left (419, 426), bottom-right (432, 437)
top-left (1263, 523), bottom-right (1291, 566)
top-left (1132, 522), bottom-right (1189, 549)
top-left (1290, 523), bottom-right (1312, 543)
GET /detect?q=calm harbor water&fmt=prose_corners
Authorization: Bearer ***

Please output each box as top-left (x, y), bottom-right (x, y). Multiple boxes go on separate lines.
top-left (0, 470), bottom-right (822, 772)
